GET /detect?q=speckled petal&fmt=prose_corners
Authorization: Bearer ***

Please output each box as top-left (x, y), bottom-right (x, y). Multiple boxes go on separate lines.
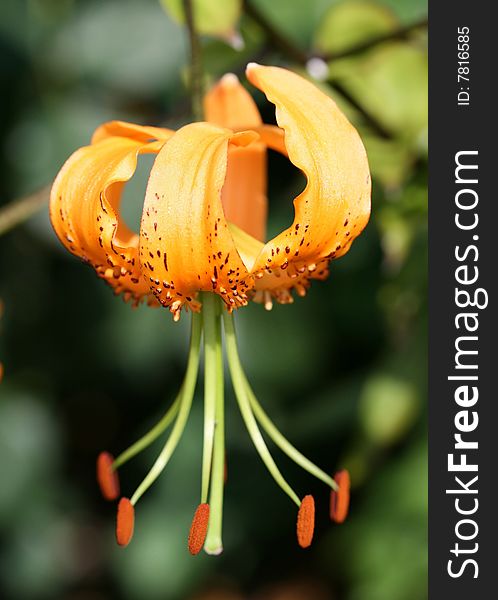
top-left (245, 63), bottom-right (371, 304)
top-left (139, 122), bottom-right (258, 320)
top-left (50, 135), bottom-right (166, 303)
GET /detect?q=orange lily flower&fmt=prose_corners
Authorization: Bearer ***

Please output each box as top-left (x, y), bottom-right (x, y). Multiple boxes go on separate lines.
top-left (50, 63), bottom-right (370, 320)
top-left (51, 64), bottom-right (370, 554)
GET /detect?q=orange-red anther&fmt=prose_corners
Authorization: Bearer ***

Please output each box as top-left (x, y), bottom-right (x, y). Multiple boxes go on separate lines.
top-left (296, 495), bottom-right (315, 548)
top-left (116, 497), bottom-right (135, 547)
top-left (97, 451), bottom-right (120, 500)
top-left (330, 469), bottom-right (351, 523)
top-left (188, 503), bottom-right (210, 555)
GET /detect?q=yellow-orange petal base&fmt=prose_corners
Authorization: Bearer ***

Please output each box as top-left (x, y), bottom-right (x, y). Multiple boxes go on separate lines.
top-left (188, 503), bottom-right (210, 555)
top-left (330, 469), bottom-right (351, 523)
top-left (296, 495), bottom-right (315, 548)
top-left (97, 451), bottom-right (120, 501)
top-left (116, 497), bottom-right (135, 547)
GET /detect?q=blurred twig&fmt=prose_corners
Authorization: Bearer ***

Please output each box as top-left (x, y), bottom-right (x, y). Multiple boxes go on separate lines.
top-left (0, 186), bottom-right (50, 237)
top-left (243, 0), bottom-right (427, 140)
top-left (318, 17), bottom-right (428, 62)
top-left (183, 0), bottom-right (204, 121)
top-left (243, 0), bottom-right (308, 64)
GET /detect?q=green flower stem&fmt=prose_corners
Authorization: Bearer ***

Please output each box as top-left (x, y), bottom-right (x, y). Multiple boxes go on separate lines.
top-left (183, 0), bottom-right (204, 121)
top-left (201, 292), bottom-right (223, 503)
top-left (203, 294), bottom-right (225, 555)
top-left (130, 312), bottom-right (202, 506)
top-left (223, 311), bottom-right (301, 507)
top-left (112, 396), bottom-right (180, 470)
top-left (245, 378), bottom-right (339, 492)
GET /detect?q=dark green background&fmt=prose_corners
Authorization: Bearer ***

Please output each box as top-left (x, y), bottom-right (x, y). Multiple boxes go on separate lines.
top-left (0, 1), bottom-right (427, 598)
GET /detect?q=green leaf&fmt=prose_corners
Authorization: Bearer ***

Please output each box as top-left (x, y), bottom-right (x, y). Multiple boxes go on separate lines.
top-left (314, 0), bottom-right (398, 54)
top-left (359, 374), bottom-right (419, 446)
top-left (250, 0), bottom-right (332, 47)
top-left (328, 42), bottom-right (428, 146)
top-left (361, 134), bottom-right (414, 189)
top-left (160, 0), bottom-right (242, 43)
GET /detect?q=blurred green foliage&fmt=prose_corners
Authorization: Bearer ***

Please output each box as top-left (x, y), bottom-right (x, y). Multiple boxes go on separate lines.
top-left (0, 0), bottom-right (427, 599)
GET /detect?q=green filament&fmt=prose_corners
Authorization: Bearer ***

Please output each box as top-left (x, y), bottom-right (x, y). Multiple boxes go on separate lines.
top-left (223, 311), bottom-right (301, 507)
top-left (130, 312), bottom-right (202, 506)
top-left (245, 378), bottom-right (338, 492)
top-left (112, 396), bottom-right (180, 470)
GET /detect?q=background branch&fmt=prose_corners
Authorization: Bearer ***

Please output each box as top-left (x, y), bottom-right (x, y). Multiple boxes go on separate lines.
top-left (318, 17), bottom-right (428, 62)
top-left (243, 0), bottom-right (427, 139)
top-left (183, 0), bottom-right (204, 121)
top-left (0, 186), bottom-right (50, 237)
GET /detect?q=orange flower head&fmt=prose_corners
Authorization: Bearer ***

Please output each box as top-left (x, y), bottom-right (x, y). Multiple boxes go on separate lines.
top-left (330, 469), bottom-right (351, 523)
top-left (50, 64), bottom-right (370, 320)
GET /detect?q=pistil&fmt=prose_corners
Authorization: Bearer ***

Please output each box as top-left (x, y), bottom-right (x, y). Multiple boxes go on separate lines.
top-left (203, 294), bottom-right (226, 555)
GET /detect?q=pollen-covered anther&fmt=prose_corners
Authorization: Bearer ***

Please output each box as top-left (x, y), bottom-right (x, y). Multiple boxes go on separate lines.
top-left (330, 469), bottom-right (350, 523)
top-left (188, 503), bottom-right (210, 555)
top-left (96, 451), bottom-right (120, 500)
top-left (297, 495), bottom-right (315, 548)
top-left (116, 498), bottom-right (135, 547)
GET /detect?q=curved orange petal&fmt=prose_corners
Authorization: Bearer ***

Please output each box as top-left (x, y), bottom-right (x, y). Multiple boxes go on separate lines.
top-left (92, 120), bottom-right (173, 144)
top-left (50, 135), bottom-right (166, 303)
top-left (254, 124), bottom-right (287, 155)
top-left (205, 74), bottom-right (267, 242)
top-left (245, 63), bottom-right (371, 304)
top-left (139, 122), bottom-right (257, 320)
top-left (204, 73), bottom-right (262, 131)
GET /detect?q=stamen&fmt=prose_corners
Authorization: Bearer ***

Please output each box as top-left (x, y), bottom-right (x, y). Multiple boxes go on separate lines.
top-left (223, 312), bottom-right (301, 508)
top-left (245, 380), bottom-right (339, 492)
top-left (96, 451), bottom-right (120, 500)
top-left (129, 313), bottom-right (202, 506)
top-left (112, 395), bottom-right (181, 470)
top-left (297, 495), bottom-right (315, 548)
top-left (330, 469), bottom-right (350, 523)
top-left (116, 498), bottom-right (135, 547)
top-left (188, 503), bottom-right (210, 555)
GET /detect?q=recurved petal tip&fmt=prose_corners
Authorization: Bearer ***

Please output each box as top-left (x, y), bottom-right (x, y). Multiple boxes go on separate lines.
top-left (297, 495), bottom-right (315, 548)
top-left (330, 469), bottom-right (351, 524)
top-left (116, 498), bottom-right (135, 547)
top-left (97, 451), bottom-right (120, 501)
top-left (220, 72), bottom-right (239, 86)
top-left (188, 503), bottom-right (210, 555)
top-left (245, 62), bottom-right (260, 75)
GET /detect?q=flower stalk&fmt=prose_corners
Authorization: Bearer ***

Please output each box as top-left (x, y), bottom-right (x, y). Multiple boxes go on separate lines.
top-left (183, 0), bottom-right (204, 121)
